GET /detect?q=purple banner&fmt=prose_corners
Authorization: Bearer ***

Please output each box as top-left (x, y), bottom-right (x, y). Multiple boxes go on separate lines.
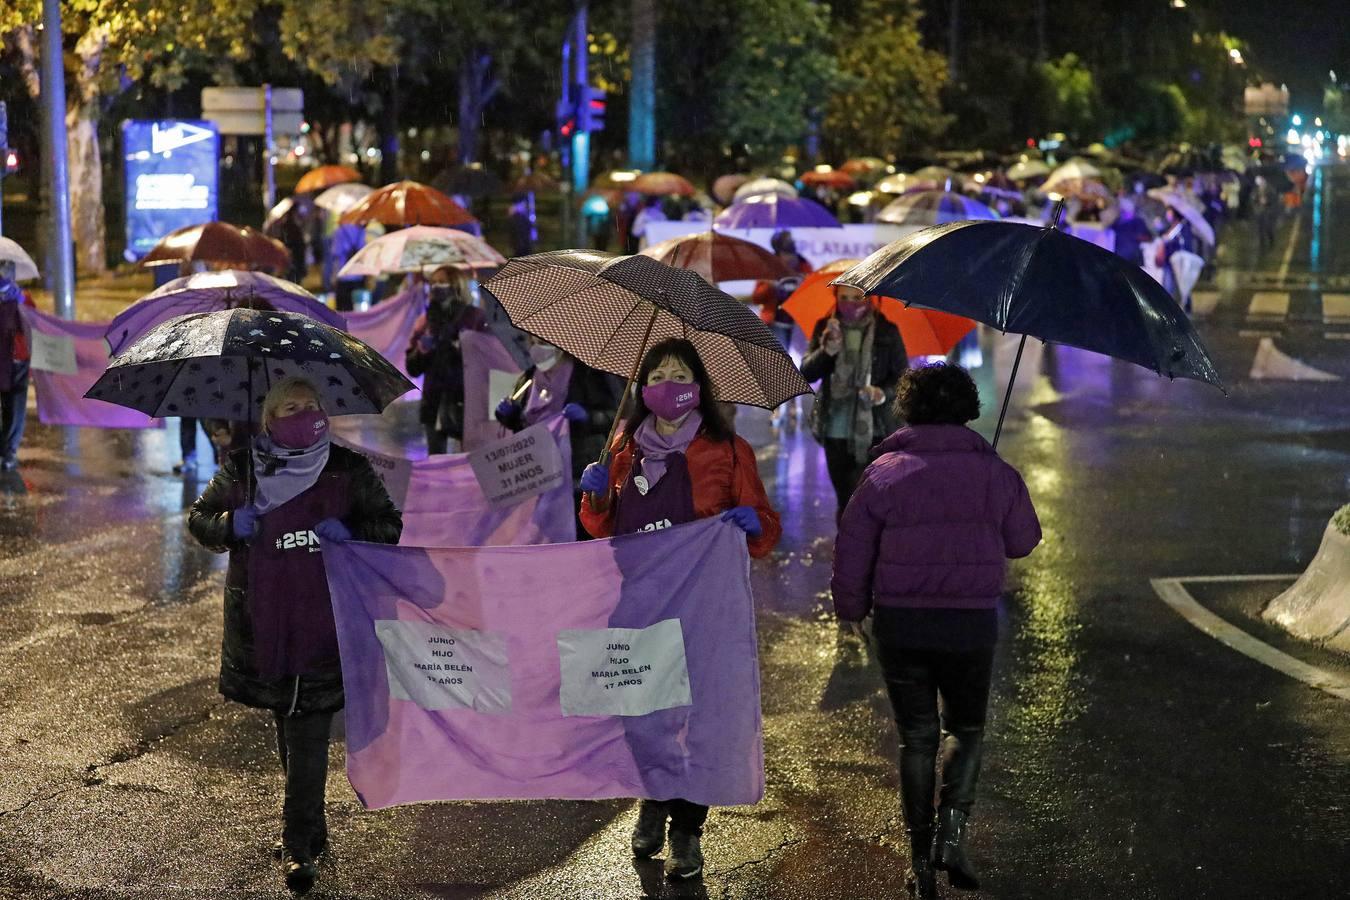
top-left (460, 329), bottom-right (522, 451)
top-left (19, 307), bottom-right (161, 429)
top-left (343, 288), bottom-right (423, 402)
top-left (324, 517), bottom-right (764, 808)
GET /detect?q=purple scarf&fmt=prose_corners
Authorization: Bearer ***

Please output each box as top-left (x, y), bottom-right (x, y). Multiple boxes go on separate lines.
top-left (523, 357), bottom-right (575, 424)
top-left (632, 410), bottom-right (703, 487)
top-left (252, 433), bottom-right (331, 513)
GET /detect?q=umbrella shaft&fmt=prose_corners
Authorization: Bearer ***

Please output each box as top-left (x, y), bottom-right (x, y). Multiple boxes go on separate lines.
top-left (992, 334), bottom-right (1027, 450)
top-left (591, 308), bottom-right (660, 510)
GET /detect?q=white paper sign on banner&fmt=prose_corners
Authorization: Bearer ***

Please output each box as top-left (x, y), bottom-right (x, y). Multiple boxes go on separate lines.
top-left (374, 620), bottom-right (512, 713)
top-left (28, 330), bottom-right (79, 376)
top-left (487, 369), bottom-right (519, 416)
top-left (467, 420), bottom-right (564, 507)
top-left (557, 619), bottom-right (693, 717)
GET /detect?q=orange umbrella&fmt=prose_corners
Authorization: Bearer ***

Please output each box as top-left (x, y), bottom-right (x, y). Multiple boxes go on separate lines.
top-left (295, 165), bottom-right (362, 194)
top-left (138, 221), bottom-right (290, 273)
top-left (639, 231), bottom-right (793, 284)
top-left (800, 169), bottom-right (856, 190)
top-left (632, 171), bottom-right (696, 196)
top-left (781, 259), bottom-right (976, 356)
top-left (339, 180), bottom-right (478, 228)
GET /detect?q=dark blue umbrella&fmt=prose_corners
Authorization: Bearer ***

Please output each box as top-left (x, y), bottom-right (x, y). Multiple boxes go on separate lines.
top-left (832, 208), bottom-right (1222, 446)
top-left (713, 194), bottom-right (842, 230)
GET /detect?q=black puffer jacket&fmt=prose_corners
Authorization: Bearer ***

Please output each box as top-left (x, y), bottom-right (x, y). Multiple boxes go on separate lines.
top-left (188, 446), bottom-right (402, 715)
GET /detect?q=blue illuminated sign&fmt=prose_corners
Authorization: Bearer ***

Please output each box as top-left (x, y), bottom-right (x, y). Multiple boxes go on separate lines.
top-left (122, 120), bottom-right (219, 262)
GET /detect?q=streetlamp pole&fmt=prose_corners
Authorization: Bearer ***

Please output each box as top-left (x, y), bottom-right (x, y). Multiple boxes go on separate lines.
top-left (40, 0), bottom-right (76, 318)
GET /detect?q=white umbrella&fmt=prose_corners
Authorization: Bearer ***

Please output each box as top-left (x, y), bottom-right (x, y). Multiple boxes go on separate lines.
top-left (875, 172), bottom-right (942, 195)
top-left (0, 237), bottom-right (40, 281)
top-left (1156, 192), bottom-right (1216, 246)
top-left (262, 197), bottom-right (294, 234)
top-left (1043, 159), bottom-right (1102, 191)
top-left (732, 177), bottom-right (797, 202)
top-left (337, 225), bottom-right (506, 278)
top-left (315, 182), bottom-right (375, 215)
top-left (1006, 159), bottom-right (1051, 182)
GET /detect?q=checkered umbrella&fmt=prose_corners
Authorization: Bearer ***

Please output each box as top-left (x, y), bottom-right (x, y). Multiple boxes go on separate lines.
top-left (481, 250), bottom-right (813, 409)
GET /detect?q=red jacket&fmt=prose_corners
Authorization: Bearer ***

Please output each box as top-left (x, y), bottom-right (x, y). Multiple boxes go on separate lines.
top-left (580, 428), bottom-right (782, 558)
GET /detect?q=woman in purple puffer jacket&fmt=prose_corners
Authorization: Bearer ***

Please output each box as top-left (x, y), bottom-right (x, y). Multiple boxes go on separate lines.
top-left (832, 362), bottom-right (1041, 900)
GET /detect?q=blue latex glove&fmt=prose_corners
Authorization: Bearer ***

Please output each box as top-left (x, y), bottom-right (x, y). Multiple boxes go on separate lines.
top-left (579, 462), bottom-right (610, 494)
top-left (314, 518), bottom-right (353, 542)
top-left (721, 506), bottom-right (762, 537)
top-left (562, 402), bottom-right (588, 423)
top-left (495, 398), bottom-right (521, 421)
top-left (231, 506), bottom-right (259, 541)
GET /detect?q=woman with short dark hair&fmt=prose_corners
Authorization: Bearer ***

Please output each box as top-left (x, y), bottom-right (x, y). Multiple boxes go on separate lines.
top-left (831, 363), bottom-right (1041, 899)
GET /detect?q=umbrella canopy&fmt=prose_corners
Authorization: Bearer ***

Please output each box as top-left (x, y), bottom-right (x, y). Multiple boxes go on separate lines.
top-left (106, 270), bottom-right (346, 356)
top-left (262, 197), bottom-right (295, 235)
top-left (733, 177), bottom-right (798, 202)
top-left (481, 251), bottom-right (812, 409)
top-left (512, 171), bottom-right (560, 193)
top-left (1155, 192), bottom-right (1216, 246)
top-left (1006, 159), bottom-right (1051, 182)
top-left (841, 157), bottom-right (889, 178)
top-left (337, 226), bottom-right (506, 279)
top-left (911, 166), bottom-right (956, 185)
top-left (800, 169), bottom-right (856, 190)
top-left (639, 230), bottom-right (794, 284)
top-left (339, 181), bottom-right (477, 229)
top-left (832, 220), bottom-right (1221, 388)
top-left (592, 170), bottom-right (643, 193)
top-left (632, 172), bottom-right (696, 197)
top-left (781, 259), bottom-right (976, 357)
top-left (876, 190), bottom-right (999, 226)
top-left (712, 174), bottom-right (751, 205)
top-left (875, 173), bottom-right (941, 195)
top-left (138, 222), bottom-right (290, 272)
top-left (1043, 159), bottom-right (1103, 191)
top-left (314, 182), bottom-right (374, 215)
top-left (0, 237), bottom-right (40, 281)
top-left (432, 164), bottom-right (503, 199)
top-left (295, 165), bottom-right (362, 195)
top-left (86, 308), bottom-right (412, 421)
top-left (714, 194), bottom-right (842, 230)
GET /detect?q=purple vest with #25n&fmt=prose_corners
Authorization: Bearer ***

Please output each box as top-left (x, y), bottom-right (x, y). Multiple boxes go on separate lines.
top-left (612, 448), bottom-right (697, 535)
top-left (247, 469), bottom-right (352, 679)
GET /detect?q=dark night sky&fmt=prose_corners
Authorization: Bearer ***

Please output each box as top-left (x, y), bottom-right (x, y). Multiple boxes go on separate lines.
top-left (1202, 0), bottom-right (1348, 110)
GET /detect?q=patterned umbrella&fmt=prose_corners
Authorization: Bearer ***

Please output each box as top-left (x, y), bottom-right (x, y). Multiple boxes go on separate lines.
top-left (314, 183), bottom-right (374, 214)
top-left (339, 181), bottom-right (478, 229)
top-left (295, 165), bottom-right (362, 194)
top-left (632, 172), bottom-right (696, 196)
top-left (782, 259), bottom-right (976, 356)
top-left (639, 230), bottom-right (793, 284)
top-left (714, 194), bottom-right (842, 230)
top-left (137, 222), bottom-right (290, 272)
top-left (0, 236), bottom-right (40, 281)
top-left (481, 250), bottom-right (812, 409)
top-left (86, 308), bottom-right (413, 421)
top-left (732, 177), bottom-right (798, 202)
top-left (876, 190), bottom-right (999, 226)
top-left (336, 226), bottom-right (506, 278)
top-left (106, 270), bottom-right (346, 356)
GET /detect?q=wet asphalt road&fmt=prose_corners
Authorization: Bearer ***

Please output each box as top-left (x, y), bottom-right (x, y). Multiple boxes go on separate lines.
top-left (4, 167), bottom-right (1350, 899)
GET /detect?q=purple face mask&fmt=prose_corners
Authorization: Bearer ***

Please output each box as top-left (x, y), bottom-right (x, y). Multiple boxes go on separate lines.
top-left (642, 381), bottom-right (700, 421)
top-left (269, 408), bottom-right (329, 449)
top-left (837, 300), bottom-right (872, 323)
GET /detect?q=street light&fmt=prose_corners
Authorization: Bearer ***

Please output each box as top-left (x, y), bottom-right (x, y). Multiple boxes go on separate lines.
top-left (1170, 0), bottom-right (1186, 7)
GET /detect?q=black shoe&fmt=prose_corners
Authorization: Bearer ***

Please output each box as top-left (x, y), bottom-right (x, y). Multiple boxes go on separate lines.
top-left (273, 829), bottom-right (327, 860)
top-left (905, 830), bottom-right (937, 899)
top-left (934, 807), bottom-right (980, 890)
top-left (665, 829), bottom-right (703, 881)
top-left (631, 801), bottom-right (668, 859)
top-left (281, 849), bottom-right (318, 894)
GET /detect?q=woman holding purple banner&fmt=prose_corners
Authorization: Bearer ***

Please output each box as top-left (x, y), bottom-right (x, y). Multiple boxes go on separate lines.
top-left (578, 337), bottom-right (781, 881)
top-left (188, 376), bottom-right (402, 894)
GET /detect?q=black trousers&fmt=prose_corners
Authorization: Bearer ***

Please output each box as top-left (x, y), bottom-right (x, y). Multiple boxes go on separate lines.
top-left (638, 798), bottom-right (709, 835)
top-left (334, 280), bottom-right (358, 312)
top-left (823, 437), bottom-right (865, 518)
top-left (874, 640), bottom-right (994, 835)
top-left (272, 711), bottom-right (334, 853)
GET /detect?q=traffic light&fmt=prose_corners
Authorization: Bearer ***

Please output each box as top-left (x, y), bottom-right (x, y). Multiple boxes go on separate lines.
top-left (578, 85), bottom-right (606, 133)
top-left (3, 149), bottom-right (17, 175)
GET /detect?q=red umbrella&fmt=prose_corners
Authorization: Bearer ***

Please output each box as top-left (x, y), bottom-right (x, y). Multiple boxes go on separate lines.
top-left (631, 172), bottom-right (697, 196)
top-left (339, 180), bottom-right (478, 228)
top-left (782, 259), bottom-right (976, 356)
top-left (295, 165), bottom-right (362, 194)
top-left (137, 222), bottom-right (290, 272)
top-left (639, 231), bottom-right (793, 284)
top-left (800, 169), bottom-right (856, 190)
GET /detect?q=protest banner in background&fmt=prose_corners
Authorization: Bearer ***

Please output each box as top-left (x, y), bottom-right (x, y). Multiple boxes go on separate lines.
top-left (467, 420), bottom-right (565, 508)
top-left (323, 517), bottom-right (764, 808)
top-left (344, 287), bottom-right (423, 402)
top-left (335, 414), bottom-right (574, 546)
top-left (460, 329), bottom-right (522, 451)
top-left (19, 307), bottom-right (161, 429)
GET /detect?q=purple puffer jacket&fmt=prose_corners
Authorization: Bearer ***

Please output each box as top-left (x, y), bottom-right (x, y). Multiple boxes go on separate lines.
top-left (832, 424), bottom-right (1041, 621)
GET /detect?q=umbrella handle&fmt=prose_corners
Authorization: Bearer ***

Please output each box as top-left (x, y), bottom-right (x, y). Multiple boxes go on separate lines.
top-left (586, 307), bottom-right (659, 512)
top-left (992, 334), bottom-right (1027, 450)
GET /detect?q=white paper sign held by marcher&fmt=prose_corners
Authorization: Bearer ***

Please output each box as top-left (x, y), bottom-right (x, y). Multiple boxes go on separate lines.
top-left (468, 419), bottom-right (564, 507)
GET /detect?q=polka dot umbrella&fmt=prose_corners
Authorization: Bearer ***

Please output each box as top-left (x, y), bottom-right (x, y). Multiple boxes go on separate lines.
top-left (85, 308), bottom-right (413, 423)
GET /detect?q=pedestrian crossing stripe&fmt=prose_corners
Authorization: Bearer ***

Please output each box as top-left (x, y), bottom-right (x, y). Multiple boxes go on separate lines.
top-left (1247, 292), bottom-right (1291, 317)
top-left (1322, 294), bottom-right (1350, 324)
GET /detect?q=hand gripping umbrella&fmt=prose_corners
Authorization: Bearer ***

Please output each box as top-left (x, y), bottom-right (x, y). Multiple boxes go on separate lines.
top-left (481, 249), bottom-right (813, 461)
top-left (831, 202), bottom-right (1222, 447)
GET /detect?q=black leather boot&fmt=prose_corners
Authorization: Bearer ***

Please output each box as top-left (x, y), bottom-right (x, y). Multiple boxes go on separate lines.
top-left (631, 801), bottom-right (669, 859)
top-left (905, 830), bottom-right (937, 899)
top-left (281, 848), bottom-right (318, 894)
top-left (934, 807), bottom-right (980, 890)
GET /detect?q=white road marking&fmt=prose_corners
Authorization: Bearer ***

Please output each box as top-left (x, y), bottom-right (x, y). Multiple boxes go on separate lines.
top-left (1322, 293), bottom-right (1350, 324)
top-left (1277, 212), bottom-right (1302, 282)
top-left (1151, 576), bottom-right (1350, 702)
top-left (1246, 291), bottom-right (1291, 318)
top-left (1325, 333), bottom-right (1350, 341)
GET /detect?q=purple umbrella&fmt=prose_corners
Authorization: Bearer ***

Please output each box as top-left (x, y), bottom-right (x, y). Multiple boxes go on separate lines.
top-left (713, 194), bottom-right (842, 230)
top-left (876, 190), bottom-right (999, 226)
top-left (106, 270), bottom-right (346, 355)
